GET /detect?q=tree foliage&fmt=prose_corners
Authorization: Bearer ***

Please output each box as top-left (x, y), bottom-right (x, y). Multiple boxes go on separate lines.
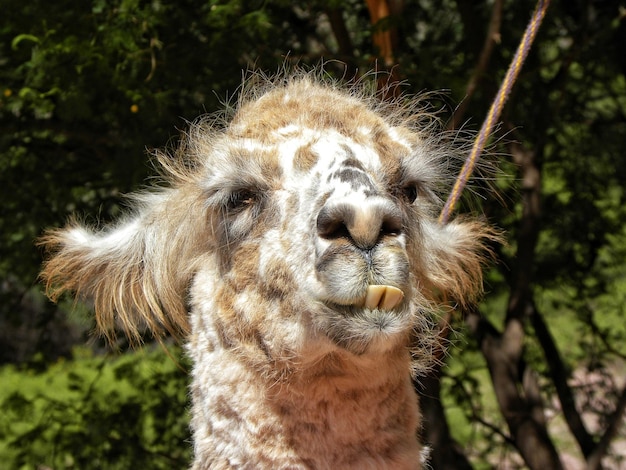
top-left (0, 346), bottom-right (190, 469)
top-left (1, 0), bottom-right (625, 468)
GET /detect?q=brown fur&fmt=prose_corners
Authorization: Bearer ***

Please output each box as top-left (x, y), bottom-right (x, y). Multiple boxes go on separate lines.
top-left (40, 68), bottom-right (497, 468)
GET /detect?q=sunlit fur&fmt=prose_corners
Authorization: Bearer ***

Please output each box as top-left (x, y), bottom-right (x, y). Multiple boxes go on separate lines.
top-left (40, 68), bottom-right (496, 469)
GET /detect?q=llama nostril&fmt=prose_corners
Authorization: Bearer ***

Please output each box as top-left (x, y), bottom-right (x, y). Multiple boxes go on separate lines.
top-left (317, 203), bottom-right (354, 240)
top-left (381, 213), bottom-right (403, 236)
top-left (317, 200), bottom-right (403, 249)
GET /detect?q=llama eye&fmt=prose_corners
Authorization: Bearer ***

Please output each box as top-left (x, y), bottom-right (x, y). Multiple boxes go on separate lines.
top-left (401, 184), bottom-right (419, 204)
top-left (225, 189), bottom-right (256, 212)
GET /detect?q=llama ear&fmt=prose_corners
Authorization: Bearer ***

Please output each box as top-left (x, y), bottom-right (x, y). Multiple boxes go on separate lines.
top-left (39, 190), bottom-right (204, 344)
top-left (421, 218), bottom-right (498, 307)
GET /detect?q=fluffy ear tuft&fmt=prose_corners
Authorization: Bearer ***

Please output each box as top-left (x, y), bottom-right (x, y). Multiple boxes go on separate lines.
top-left (420, 218), bottom-right (500, 307)
top-left (39, 190), bottom-right (205, 345)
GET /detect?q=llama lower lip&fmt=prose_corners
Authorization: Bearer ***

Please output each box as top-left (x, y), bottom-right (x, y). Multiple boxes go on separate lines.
top-left (360, 285), bottom-right (405, 310)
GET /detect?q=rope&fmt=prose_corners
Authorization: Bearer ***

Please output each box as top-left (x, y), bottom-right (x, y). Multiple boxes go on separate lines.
top-left (439, 0), bottom-right (550, 224)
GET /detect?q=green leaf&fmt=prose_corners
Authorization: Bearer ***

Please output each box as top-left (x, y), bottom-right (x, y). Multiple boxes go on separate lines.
top-left (11, 34), bottom-right (40, 49)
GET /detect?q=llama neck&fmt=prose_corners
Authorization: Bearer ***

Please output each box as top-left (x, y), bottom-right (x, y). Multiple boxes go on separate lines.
top-left (188, 337), bottom-right (422, 469)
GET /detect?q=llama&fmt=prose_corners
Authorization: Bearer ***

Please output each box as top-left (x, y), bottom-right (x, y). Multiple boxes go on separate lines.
top-left (40, 70), bottom-right (493, 469)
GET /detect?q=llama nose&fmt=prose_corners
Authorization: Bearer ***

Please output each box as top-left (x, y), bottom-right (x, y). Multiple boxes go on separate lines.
top-left (316, 198), bottom-right (403, 250)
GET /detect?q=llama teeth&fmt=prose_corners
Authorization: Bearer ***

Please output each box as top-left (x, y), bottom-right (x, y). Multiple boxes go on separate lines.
top-left (364, 285), bottom-right (385, 309)
top-left (363, 285), bottom-right (404, 310)
top-left (380, 286), bottom-right (404, 310)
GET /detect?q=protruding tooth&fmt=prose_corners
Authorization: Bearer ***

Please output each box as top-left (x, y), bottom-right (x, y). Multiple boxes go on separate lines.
top-left (364, 285), bottom-right (386, 310)
top-left (380, 286), bottom-right (404, 310)
top-left (363, 285), bottom-right (405, 310)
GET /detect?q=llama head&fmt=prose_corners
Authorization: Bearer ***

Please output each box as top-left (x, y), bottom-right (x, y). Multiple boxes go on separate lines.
top-left (40, 70), bottom-right (493, 371)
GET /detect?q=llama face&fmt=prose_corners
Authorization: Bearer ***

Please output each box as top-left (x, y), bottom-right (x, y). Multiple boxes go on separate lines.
top-left (41, 73), bottom-right (493, 467)
top-left (194, 80), bottom-right (448, 358)
top-left (41, 73), bottom-right (490, 368)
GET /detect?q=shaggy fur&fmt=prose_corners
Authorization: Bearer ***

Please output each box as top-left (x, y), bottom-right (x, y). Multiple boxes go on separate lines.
top-left (41, 69), bottom-right (494, 469)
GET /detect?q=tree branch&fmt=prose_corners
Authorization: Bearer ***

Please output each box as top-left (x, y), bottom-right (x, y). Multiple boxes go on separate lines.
top-left (587, 383), bottom-right (626, 470)
top-left (364, 0), bottom-right (404, 97)
top-left (466, 308), bottom-right (564, 470)
top-left (529, 300), bottom-right (596, 457)
top-left (365, 0), bottom-right (396, 67)
top-left (505, 134), bottom-right (543, 320)
top-left (324, 8), bottom-right (357, 77)
top-left (416, 366), bottom-right (474, 470)
top-left (448, 0), bottom-right (503, 130)
top-left (463, 134), bottom-right (563, 467)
